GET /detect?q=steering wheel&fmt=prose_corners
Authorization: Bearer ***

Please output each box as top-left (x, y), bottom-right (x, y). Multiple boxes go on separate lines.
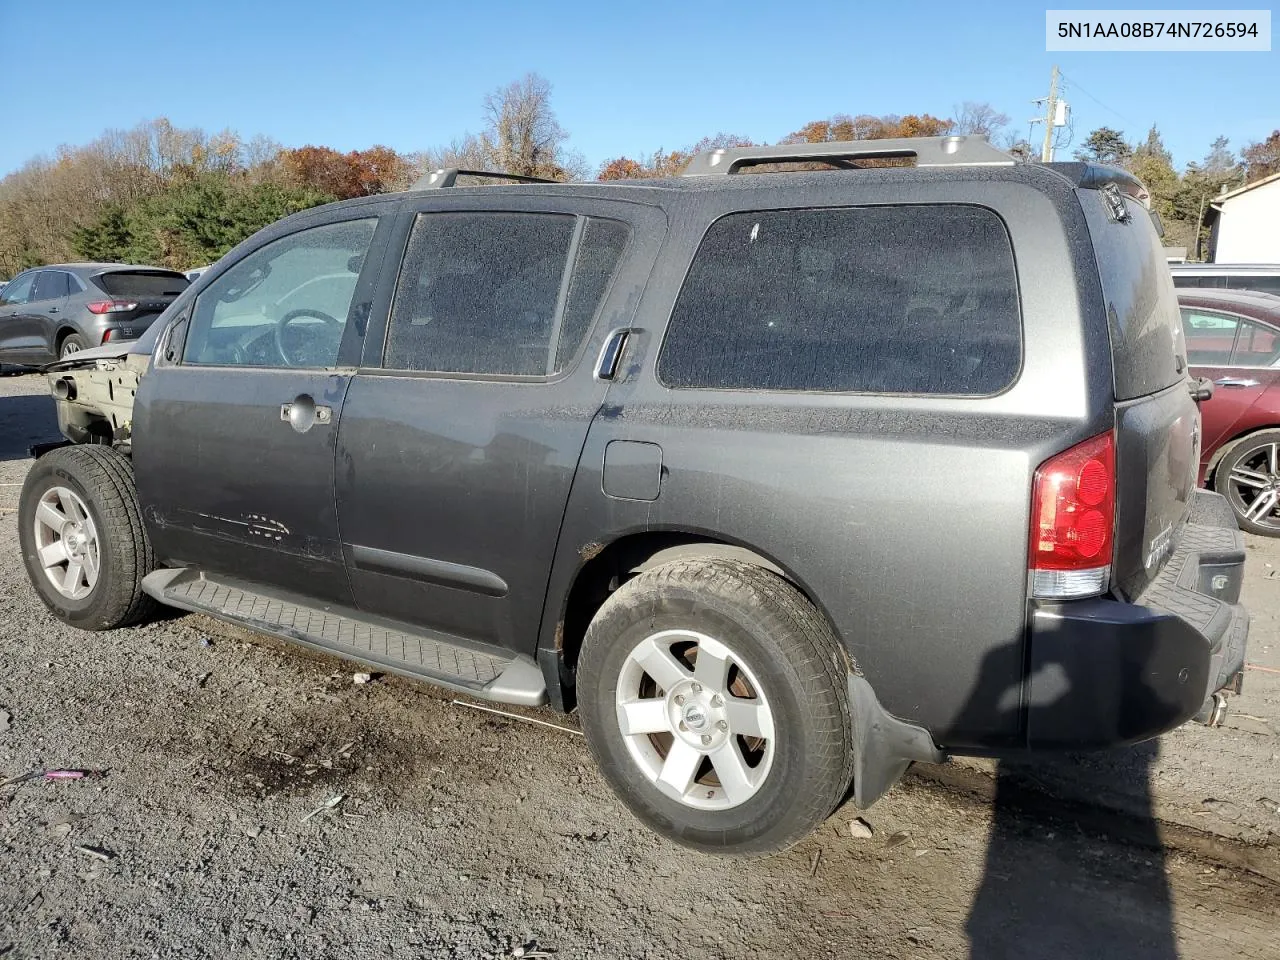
top-left (274, 308), bottom-right (342, 366)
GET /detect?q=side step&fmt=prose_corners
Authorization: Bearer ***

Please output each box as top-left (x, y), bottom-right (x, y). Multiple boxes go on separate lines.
top-left (141, 569), bottom-right (547, 706)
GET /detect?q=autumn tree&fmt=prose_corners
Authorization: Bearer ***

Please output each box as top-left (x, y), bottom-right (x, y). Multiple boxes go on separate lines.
top-left (1243, 130), bottom-right (1280, 182)
top-left (279, 145), bottom-right (408, 199)
top-left (597, 133), bottom-right (754, 180)
top-left (783, 113), bottom-right (953, 143)
top-left (1076, 127), bottom-right (1131, 165)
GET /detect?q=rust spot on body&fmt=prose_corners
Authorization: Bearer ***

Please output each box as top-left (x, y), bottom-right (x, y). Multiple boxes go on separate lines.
top-left (579, 541), bottom-right (605, 562)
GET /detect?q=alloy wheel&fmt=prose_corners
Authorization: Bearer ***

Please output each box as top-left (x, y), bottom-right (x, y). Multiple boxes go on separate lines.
top-left (1225, 442), bottom-right (1280, 529)
top-left (32, 485), bottom-right (100, 600)
top-left (615, 629), bottom-right (775, 810)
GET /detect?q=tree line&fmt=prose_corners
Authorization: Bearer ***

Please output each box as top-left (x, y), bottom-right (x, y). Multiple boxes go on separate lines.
top-left (1074, 125), bottom-right (1279, 252)
top-left (2, 74), bottom-right (1276, 278)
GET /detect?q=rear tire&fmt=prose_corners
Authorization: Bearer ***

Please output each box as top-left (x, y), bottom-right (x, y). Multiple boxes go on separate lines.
top-left (577, 559), bottom-right (854, 856)
top-left (59, 334), bottom-right (87, 358)
top-left (19, 445), bottom-right (159, 629)
top-left (1213, 429), bottom-right (1280, 536)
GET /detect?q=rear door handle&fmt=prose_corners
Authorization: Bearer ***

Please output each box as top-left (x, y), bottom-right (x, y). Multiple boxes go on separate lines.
top-left (595, 328), bottom-right (634, 381)
top-left (48, 307), bottom-right (58, 314)
top-left (1214, 377), bottom-right (1260, 388)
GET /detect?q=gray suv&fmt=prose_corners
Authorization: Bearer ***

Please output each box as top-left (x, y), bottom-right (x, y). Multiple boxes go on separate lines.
top-left (0, 263), bottom-right (188, 363)
top-left (18, 137), bottom-right (1250, 855)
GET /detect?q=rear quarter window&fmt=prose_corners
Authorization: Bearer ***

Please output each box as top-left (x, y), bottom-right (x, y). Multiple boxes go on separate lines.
top-left (95, 271), bottom-right (189, 297)
top-left (657, 204), bottom-right (1022, 395)
top-left (1084, 193), bottom-right (1187, 400)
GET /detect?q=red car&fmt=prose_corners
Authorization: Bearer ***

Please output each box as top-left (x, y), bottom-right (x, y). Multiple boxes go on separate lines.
top-left (1181, 288), bottom-right (1280, 534)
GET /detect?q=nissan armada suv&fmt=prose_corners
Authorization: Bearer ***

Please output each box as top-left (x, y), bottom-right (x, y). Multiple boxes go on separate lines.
top-left (19, 137), bottom-right (1249, 855)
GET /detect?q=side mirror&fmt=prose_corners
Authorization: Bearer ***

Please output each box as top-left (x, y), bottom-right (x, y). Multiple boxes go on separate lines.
top-left (1189, 377), bottom-right (1214, 403)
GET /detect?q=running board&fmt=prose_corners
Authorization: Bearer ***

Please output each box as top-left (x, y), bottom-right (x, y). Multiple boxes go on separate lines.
top-left (141, 569), bottom-right (547, 706)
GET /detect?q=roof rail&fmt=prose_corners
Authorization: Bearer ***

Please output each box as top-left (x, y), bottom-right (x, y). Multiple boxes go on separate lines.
top-left (681, 136), bottom-right (1015, 176)
top-left (411, 168), bottom-right (561, 190)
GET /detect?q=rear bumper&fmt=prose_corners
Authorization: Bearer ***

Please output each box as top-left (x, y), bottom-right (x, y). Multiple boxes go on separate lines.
top-left (1025, 489), bottom-right (1248, 750)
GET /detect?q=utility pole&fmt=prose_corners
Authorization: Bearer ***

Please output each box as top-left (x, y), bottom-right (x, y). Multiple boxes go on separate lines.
top-left (1041, 65), bottom-right (1060, 162)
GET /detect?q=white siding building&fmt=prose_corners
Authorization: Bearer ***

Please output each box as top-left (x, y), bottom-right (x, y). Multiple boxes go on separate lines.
top-left (1208, 172), bottom-right (1280, 263)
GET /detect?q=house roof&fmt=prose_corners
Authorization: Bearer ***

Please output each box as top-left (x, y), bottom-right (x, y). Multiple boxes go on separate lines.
top-left (1211, 170), bottom-right (1280, 208)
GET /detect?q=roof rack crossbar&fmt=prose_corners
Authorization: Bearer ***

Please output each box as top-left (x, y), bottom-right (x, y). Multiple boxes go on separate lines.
top-left (411, 168), bottom-right (560, 190)
top-left (680, 136), bottom-right (1015, 177)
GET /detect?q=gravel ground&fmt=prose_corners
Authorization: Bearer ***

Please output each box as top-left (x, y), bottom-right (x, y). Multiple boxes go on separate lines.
top-left (0, 371), bottom-right (1277, 959)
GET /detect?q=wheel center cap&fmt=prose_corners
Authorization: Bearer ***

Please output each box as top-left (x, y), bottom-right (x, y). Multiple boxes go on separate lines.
top-left (682, 702), bottom-right (709, 730)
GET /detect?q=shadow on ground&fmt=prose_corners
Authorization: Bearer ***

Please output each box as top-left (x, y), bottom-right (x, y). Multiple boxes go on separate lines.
top-left (961, 630), bottom-right (1180, 958)
top-left (0, 388), bottom-right (59, 461)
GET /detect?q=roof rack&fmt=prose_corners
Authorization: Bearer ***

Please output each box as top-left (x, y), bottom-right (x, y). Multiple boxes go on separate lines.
top-left (681, 136), bottom-right (1015, 176)
top-left (411, 168), bottom-right (560, 190)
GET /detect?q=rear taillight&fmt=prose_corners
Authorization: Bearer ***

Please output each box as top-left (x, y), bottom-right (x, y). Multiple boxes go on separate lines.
top-left (86, 300), bottom-right (137, 314)
top-left (1029, 432), bottom-right (1116, 599)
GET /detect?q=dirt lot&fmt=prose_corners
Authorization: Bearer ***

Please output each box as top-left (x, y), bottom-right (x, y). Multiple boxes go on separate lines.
top-left (0, 372), bottom-right (1277, 959)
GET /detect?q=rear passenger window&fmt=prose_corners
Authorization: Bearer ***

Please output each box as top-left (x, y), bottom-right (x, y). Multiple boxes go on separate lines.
top-left (1233, 320), bottom-right (1280, 366)
top-left (387, 213), bottom-right (628, 377)
top-left (657, 205), bottom-right (1021, 395)
top-left (33, 271), bottom-right (70, 300)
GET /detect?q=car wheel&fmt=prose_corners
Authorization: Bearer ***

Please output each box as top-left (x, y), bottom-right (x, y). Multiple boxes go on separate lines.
top-left (1214, 429), bottom-right (1280, 536)
top-left (59, 334), bottom-right (87, 358)
top-left (577, 558), bottom-right (854, 856)
top-left (19, 446), bottom-right (159, 629)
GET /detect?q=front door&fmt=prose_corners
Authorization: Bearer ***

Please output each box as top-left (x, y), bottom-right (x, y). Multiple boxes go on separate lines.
top-left (0, 271), bottom-right (43, 362)
top-left (336, 199), bottom-right (661, 652)
top-left (134, 211), bottom-right (395, 604)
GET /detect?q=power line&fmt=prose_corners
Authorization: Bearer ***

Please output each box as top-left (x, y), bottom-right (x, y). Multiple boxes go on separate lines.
top-left (1059, 72), bottom-right (1133, 127)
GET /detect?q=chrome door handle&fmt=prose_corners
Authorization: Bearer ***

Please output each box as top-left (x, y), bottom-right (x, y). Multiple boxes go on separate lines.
top-left (1214, 377), bottom-right (1260, 388)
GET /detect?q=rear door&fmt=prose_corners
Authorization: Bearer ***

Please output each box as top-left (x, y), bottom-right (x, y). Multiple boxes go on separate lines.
top-left (1184, 307), bottom-right (1280, 454)
top-left (134, 208), bottom-right (396, 604)
top-left (30, 270), bottom-right (71, 356)
top-left (1082, 190), bottom-right (1199, 599)
top-left (335, 196), bottom-right (661, 653)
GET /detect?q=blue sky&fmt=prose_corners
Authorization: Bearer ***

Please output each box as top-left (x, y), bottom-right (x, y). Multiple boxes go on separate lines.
top-left (1, 1), bottom-right (1274, 176)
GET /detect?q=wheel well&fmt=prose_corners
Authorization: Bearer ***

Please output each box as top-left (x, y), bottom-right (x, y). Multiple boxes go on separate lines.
top-left (555, 533), bottom-right (802, 708)
top-left (1205, 425), bottom-right (1280, 486)
top-left (54, 326), bottom-right (79, 352)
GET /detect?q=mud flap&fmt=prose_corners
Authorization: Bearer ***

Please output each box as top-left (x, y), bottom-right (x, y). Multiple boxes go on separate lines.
top-left (848, 674), bottom-right (944, 809)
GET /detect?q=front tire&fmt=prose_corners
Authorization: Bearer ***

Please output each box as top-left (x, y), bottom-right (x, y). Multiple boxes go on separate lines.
top-left (577, 559), bottom-right (854, 856)
top-left (19, 446), bottom-right (158, 629)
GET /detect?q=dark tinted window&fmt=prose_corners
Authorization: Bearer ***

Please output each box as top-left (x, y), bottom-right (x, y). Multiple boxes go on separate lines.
top-left (387, 213), bottom-right (578, 376)
top-left (658, 205), bottom-right (1021, 395)
top-left (33, 271), bottom-right (70, 300)
top-left (1226, 275), bottom-right (1280, 296)
top-left (95, 271), bottom-right (189, 297)
top-left (1233, 319), bottom-right (1280, 365)
top-left (1083, 192), bottom-right (1186, 400)
top-left (556, 218), bottom-right (631, 370)
top-left (1181, 308), bottom-right (1239, 365)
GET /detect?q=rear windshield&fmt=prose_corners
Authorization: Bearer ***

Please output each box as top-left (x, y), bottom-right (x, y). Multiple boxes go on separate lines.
top-left (94, 271), bottom-right (189, 297)
top-left (1083, 192), bottom-right (1186, 400)
top-left (658, 204), bottom-right (1022, 395)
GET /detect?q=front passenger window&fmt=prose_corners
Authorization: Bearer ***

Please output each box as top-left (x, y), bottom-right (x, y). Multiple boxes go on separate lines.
top-left (184, 218), bottom-right (377, 368)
